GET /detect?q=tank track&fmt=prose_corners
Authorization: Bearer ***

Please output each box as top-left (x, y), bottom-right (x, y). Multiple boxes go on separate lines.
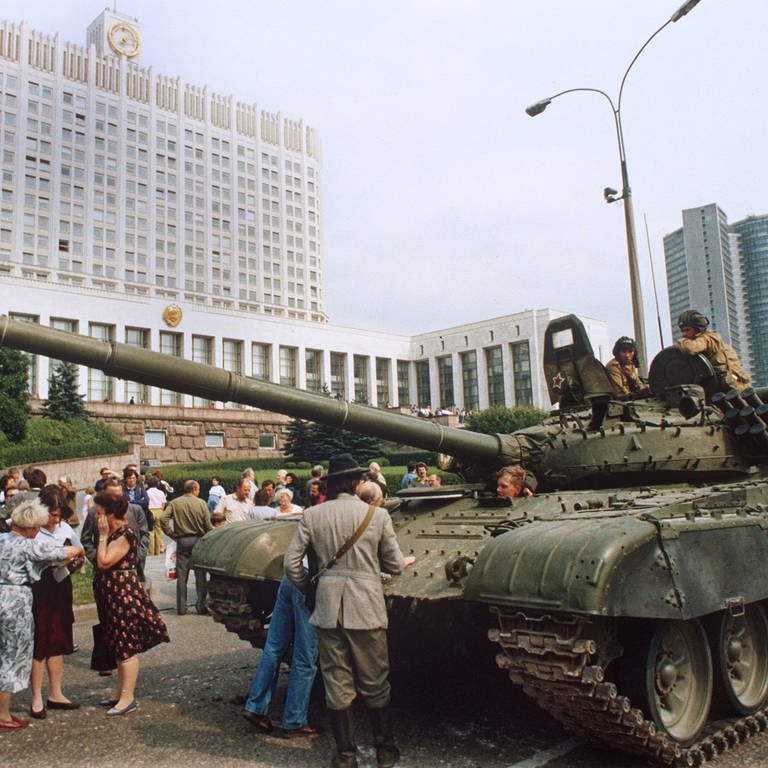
top-left (489, 607), bottom-right (768, 766)
top-left (206, 576), bottom-right (269, 647)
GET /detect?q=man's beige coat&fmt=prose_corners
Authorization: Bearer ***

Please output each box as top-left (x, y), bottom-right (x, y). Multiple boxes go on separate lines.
top-left (284, 493), bottom-right (405, 629)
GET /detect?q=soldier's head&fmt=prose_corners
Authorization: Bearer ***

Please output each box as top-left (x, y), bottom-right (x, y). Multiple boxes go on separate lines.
top-left (678, 310), bottom-right (709, 340)
top-left (612, 336), bottom-right (638, 366)
top-left (496, 465), bottom-right (537, 498)
top-left (496, 465), bottom-right (526, 498)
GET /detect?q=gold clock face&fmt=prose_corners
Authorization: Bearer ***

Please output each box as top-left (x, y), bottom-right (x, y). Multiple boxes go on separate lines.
top-left (162, 304), bottom-right (182, 328)
top-left (108, 22), bottom-right (141, 58)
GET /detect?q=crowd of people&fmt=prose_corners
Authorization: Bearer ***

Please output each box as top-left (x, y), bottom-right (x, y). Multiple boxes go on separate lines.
top-left (0, 463), bottom-right (168, 729)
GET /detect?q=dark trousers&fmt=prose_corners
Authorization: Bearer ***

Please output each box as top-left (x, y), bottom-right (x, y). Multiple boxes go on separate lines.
top-left (175, 535), bottom-right (206, 614)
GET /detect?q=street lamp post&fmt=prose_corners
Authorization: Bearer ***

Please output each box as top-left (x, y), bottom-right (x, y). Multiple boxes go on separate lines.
top-left (525, 0), bottom-right (701, 372)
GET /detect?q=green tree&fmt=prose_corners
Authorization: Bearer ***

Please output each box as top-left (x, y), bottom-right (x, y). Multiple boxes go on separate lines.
top-left (305, 422), bottom-right (382, 465)
top-left (283, 388), bottom-right (382, 465)
top-left (464, 405), bottom-right (548, 436)
top-left (283, 418), bottom-right (313, 463)
top-left (0, 347), bottom-right (30, 443)
top-left (42, 361), bottom-right (89, 422)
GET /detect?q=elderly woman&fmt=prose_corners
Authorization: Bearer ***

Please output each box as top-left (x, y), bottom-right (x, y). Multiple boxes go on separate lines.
top-left (275, 488), bottom-right (303, 516)
top-left (93, 491), bottom-right (169, 716)
top-left (29, 485), bottom-right (84, 719)
top-left (0, 499), bottom-right (83, 730)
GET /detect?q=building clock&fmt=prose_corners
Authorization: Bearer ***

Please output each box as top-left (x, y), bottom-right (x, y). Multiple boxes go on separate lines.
top-left (107, 22), bottom-right (141, 57)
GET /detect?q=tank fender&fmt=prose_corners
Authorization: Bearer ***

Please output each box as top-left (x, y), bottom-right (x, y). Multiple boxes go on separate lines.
top-left (191, 519), bottom-right (298, 581)
top-left (465, 508), bottom-right (768, 619)
top-left (636, 511), bottom-right (768, 619)
top-left (463, 515), bottom-right (683, 618)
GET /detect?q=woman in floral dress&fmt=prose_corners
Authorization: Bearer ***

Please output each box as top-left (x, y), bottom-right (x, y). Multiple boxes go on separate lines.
top-left (0, 499), bottom-right (83, 730)
top-left (92, 492), bottom-right (169, 716)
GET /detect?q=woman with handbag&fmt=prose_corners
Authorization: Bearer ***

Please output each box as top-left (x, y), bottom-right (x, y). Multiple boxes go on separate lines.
top-left (92, 491), bottom-right (169, 716)
top-left (29, 484), bottom-right (85, 719)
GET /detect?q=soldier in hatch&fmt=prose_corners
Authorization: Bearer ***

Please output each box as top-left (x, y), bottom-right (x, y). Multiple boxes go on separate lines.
top-left (676, 310), bottom-right (750, 393)
top-left (605, 336), bottom-right (649, 400)
top-left (496, 465), bottom-right (537, 498)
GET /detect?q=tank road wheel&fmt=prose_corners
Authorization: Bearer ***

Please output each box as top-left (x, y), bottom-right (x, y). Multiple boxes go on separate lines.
top-left (643, 619), bottom-right (712, 746)
top-left (709, 603), bottom-right (768, 716)
top-left (619, 619), bottom-right (713, 746)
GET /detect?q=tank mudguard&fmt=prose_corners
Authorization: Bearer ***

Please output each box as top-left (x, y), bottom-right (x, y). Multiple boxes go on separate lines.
top-left (190, 519), bottom-right (298, 581)
top-left (464, 510), bottom-right (768, 620)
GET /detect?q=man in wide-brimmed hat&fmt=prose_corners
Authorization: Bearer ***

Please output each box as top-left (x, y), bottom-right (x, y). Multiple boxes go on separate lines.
top-left (285, 453), bottom-right (412, 768)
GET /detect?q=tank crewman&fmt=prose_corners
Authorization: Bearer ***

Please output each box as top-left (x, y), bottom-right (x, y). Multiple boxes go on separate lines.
top-left (676, 310), bottom-right (751, 392)
top-left (496, 465), bottom-right (537, 498)
top-left (605, 336), bottom-right (649, 400)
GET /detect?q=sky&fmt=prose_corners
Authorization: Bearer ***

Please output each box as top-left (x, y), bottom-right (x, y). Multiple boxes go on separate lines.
top-left (3, 0), bottom-right (766, 357)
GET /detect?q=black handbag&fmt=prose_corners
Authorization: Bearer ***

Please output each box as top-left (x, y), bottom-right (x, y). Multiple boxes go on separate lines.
top-left (90, 624), bottom-right (117, 672)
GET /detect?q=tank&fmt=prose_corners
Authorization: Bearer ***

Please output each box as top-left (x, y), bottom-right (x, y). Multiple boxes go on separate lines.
top-left (3, 312), bottom-right (768, 766)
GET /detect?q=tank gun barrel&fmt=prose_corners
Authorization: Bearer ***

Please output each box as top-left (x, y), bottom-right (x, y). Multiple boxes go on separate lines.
top-left (0, 315), bottom-right (502, 463)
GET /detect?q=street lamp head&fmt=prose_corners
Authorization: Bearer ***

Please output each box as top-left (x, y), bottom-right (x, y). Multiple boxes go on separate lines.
top-left (525, 99), bottom-right (551, 117)
top-left (671, 0), bottom-right (701, 22)
top-left (603, 187), bottom-right (620, 203)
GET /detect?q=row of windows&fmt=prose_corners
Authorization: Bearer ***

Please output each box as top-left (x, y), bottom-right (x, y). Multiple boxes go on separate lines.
top-left (144, 429), bottom-right (276, 450)
top-left (422, 342), bottom-right (533, 410)
top-left (10, 313), bottom-right (535, 409)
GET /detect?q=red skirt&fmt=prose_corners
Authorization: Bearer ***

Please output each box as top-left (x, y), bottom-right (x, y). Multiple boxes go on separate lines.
top-left (32, 568), bottom-right (74, 659)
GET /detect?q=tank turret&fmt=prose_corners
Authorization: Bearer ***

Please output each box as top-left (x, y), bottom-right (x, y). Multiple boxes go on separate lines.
top-left (3, 312), bottom-right (768, 765)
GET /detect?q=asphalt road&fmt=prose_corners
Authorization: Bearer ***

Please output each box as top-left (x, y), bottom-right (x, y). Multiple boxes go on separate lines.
top-left (3, 555), bottom-right (768, 768)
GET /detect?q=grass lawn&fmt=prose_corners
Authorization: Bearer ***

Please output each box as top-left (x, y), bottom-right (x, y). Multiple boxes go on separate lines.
top-left (71, 560), bottom-right (94, 606)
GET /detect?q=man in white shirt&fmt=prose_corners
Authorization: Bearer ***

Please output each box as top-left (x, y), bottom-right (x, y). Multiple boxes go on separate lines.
top-left (213, 478), bottom-right (253, 523)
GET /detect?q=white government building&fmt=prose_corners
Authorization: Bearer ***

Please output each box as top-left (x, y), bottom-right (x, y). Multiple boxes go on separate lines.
top-left (0, 9), bottom-right (608, 427)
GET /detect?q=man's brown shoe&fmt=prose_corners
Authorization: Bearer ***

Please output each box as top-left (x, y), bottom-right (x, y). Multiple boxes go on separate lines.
top-left (242, 710), bottom-right (273, 733)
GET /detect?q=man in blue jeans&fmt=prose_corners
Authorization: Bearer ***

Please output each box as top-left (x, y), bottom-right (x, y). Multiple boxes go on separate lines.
top-left (242, 574), bottom-right (319, 737)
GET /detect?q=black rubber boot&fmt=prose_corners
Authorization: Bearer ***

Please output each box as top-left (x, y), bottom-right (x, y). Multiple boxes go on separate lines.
top-left (367, 706), bottom-right (400, 768)
top-left (328, 707), bottom-right (358, 768)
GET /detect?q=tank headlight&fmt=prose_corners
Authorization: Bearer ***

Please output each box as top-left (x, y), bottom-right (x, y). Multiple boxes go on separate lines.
top-left (437, 453), bottom-right (456, 471)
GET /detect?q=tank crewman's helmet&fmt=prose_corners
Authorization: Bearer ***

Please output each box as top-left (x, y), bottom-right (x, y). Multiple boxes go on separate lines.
top-left (612, 336), bottom-right (637, 360)
top-left (677, 310), bottom-right (709, 332)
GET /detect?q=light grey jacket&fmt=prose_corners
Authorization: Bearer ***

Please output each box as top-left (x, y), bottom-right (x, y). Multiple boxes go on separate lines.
top-left (284, 493), bottom-right (405, 630)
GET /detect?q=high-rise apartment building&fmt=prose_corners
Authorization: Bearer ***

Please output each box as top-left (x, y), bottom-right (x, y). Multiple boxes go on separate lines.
top-left (731, 214), bottom-right (768, 386)
top-left (664, 203), bottom-right (768, 386)
top-left (0, 8), bottom-right (325, 321)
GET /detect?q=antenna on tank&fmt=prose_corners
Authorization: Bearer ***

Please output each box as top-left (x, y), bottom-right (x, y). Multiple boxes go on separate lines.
top-left (644, 212), bottom-right (664, 349)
